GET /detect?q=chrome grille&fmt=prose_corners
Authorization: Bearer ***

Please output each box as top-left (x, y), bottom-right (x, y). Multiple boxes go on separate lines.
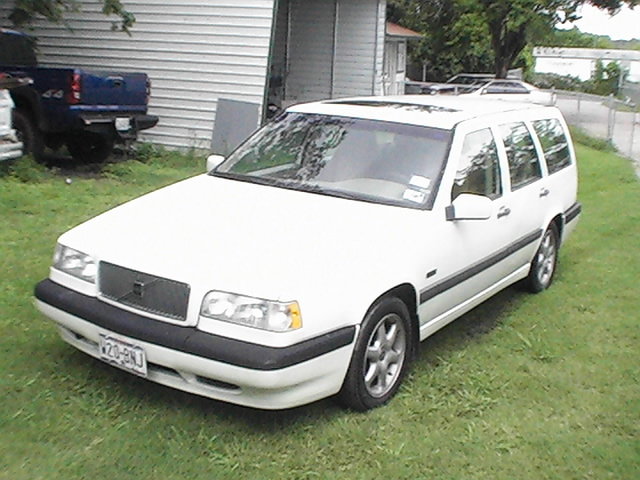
top-left (99, 262), bottom-right (190, 321)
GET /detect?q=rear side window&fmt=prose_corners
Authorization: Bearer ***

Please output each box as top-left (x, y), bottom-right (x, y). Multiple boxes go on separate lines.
top-left (500, 122), bottom-right (542, 190)
top-left (452, 128), bottom-right (502, 200)
top-left (532, 118), bottom-right (572, 174)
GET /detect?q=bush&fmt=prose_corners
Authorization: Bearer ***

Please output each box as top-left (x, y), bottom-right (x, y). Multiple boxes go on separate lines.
top-left (569, 126), bottom-right (617, 152)
top-left (530, 72), bottom-right (585, 92)
top-left (0, 155), bottom-right (52, 183)
top-left (530, 60), bottom-right (628, 98)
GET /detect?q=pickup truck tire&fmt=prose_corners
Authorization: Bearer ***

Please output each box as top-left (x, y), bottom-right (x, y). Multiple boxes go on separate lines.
top-left (12, 109), bottom-right (44, 160)
top-left (66, 133), bottom-right (115, 164)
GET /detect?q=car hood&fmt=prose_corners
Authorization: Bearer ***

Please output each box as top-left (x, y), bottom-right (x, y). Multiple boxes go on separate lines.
top-left (60, 174), bottom-right (426, 308)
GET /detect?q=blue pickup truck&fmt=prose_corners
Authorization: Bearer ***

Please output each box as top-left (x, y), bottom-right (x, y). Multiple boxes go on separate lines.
top-left (0, 29), bottom-right (158, 163)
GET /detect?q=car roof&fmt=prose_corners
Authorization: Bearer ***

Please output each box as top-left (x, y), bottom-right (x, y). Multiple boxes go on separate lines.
top-left (287, 96), bottom-right (550, 130)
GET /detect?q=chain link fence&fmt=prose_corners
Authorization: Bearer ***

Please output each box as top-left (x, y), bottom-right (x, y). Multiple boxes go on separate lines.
top-left (554, 90), bottom-right (640, 175)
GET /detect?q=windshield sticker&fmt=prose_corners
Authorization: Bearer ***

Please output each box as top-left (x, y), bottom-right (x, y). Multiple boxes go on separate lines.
top-left (403, 189), bottom-right (426, 203)
top-left (409, 175), bottom-right (431, 189)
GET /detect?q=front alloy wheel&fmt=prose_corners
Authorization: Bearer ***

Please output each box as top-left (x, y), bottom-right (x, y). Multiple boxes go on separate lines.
top-left (339, 297), bottom-right (412, 411)
top-left (364, 313), bottom-right (407, 398)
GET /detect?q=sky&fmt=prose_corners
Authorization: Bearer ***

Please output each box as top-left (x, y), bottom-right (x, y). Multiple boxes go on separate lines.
top-left (565, 4), bottom-right (640, 40)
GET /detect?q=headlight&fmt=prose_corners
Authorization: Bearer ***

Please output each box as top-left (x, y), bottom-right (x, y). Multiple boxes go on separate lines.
top-left (52, 244), bottom-right (97, 283)
top-left (200, 291), bottom-right (302, 332)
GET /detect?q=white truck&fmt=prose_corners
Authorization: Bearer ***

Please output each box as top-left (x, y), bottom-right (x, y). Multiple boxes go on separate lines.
top-left (0, 75), bottom-right (23, 162)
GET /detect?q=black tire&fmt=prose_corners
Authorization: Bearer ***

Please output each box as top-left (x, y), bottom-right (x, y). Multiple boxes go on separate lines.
top-left (339, 297), bottom-right (412, 411)
top-left (526, 223), bottom-right (559, 293)
top-left (12, 109), bottom-right (44, 160)
top-left (66, 133), bottom-right (115, 164)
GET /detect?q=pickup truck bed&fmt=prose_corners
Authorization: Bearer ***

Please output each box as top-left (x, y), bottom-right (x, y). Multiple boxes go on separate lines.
top-left (0, 28), bottom-right (158, 163)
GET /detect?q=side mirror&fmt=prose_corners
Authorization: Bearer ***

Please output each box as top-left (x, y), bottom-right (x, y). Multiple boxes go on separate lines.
top-left (446, 193), bottom-right (493, 221)
top-left (206, 154), bottom-right (225, 172)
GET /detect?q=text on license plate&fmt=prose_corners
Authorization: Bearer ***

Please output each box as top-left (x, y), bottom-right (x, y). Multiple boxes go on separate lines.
top-left (99, 333), bottom-right (148, 377)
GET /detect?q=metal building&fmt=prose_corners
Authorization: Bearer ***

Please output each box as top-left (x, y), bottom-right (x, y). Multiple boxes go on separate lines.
top-left (1, 0), bottom-right (387, 153)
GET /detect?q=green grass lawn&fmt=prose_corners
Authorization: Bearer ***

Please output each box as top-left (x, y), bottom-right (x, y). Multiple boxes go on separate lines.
top-left (1, 144), bottom-right (638, 479)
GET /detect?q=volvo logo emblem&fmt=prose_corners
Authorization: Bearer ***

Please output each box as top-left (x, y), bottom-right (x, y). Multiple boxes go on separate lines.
top-left (132, 280), bottom-right (146, 298)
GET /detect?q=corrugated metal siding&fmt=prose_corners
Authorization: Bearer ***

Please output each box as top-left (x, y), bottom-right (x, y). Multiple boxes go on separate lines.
top-left (284, 0), bottom-right (383, 103)
top-left (333, 0), bottom-right (380, 98)
top-left (373, 0), bottom-right (386, 95)
top-left (1, 0), bottom-right (276, 149)
top-left (285, 0), bottom-right (335, 102)
top-left (270, 1), bottom-right (289, 80)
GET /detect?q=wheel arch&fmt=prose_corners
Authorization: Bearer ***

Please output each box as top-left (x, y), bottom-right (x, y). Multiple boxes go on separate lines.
top-left (552, 213), bottom-right (565, 245)
top-left (368, 283), bottom-right (420, 359)
top-left (544, 213), bottom-right (564, 247)
top-left (10, 88), bottom-right (47, 130)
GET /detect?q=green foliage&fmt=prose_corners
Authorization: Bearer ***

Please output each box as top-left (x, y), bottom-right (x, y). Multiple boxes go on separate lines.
top-left (388, 0), bottom-right (495, 81)
top-left (532, 63), bottom-right (628, 98)
top-left (592, 59), bottom-right (628, 96)
top-left (611, 38), bottom-right (640, 50)
top-left (390, 0), bottom-right (638, 80)
top-left (531, 72), bottom-right (588, 90)
top-left (569, 125), bottom-right (617, 151)
top-left (545, 27), bottom-right (616, 48)
top-left (0, 155), bottom-right (52, 183)
top-left (129, 142), bottom-right (164, 164)
top-left (9, 0), bottom-right (135, 33)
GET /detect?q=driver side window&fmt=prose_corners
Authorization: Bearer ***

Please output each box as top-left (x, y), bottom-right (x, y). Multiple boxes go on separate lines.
top-left (452, 128), bottom-right (502, 201)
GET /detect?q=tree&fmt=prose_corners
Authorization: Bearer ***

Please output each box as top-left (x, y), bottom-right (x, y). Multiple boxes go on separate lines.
top-left (476, 0), bottom-right (638, 78)
top-left (388, 0), bottom-right (497, 81)
top-left (389, 0), bottom-right (639, 79)
top-left (546, 27), bottom-right (615, 48)
top-left (9, 0), bottom-right (135, 33)
top-left (592, 59), bottom-right (627, 95)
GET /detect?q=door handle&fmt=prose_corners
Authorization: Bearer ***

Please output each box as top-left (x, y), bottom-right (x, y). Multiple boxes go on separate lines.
top-left (497, 207), bottom-right (511, 218)
top-left (539, 188), bottom-right (550, 197)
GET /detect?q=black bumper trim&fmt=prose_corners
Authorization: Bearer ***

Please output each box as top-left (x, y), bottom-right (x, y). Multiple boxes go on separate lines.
top-left (35, 279), bottom-right (355, 371)
top-left (419, 229), bottom-right (542, 305)
top-left (565, 202), bottom-right (582, 224)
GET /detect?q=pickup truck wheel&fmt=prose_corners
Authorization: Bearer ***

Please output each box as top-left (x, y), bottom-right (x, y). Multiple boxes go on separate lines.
top-left (66, 133), bottom-right (114, 163)
top-left (12, 109), bottom-right (44, 160)
top-left (338, 297), bottom-right (412, 411)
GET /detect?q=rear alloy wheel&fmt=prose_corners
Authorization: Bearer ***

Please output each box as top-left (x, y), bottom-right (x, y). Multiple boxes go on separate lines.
top-left (66, 133), bottom-right (115, 164)
top-left (339, 297), bottom-right (412, 411)
top-left (527, 224), bottom-right (559, 293)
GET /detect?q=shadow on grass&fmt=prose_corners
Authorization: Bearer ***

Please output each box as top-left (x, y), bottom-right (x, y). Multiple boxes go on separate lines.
top-left (54, 283), bottom-right (528, 433)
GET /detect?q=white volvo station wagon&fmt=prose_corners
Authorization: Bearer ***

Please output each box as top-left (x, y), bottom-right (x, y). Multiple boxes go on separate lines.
top-left (35, 96), bottom-right (581, 411)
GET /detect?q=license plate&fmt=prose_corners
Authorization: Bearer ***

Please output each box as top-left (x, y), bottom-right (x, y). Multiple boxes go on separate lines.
top-left (115, 117), bottom-right (131, 131)
top-left (99, 333), bottom-right (147, 377)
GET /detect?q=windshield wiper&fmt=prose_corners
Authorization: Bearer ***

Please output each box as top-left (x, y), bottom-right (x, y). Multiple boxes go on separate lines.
top-left (212, 173), bottom-right (375, 203)
top-left (212, 171), bottom-right (289, 188)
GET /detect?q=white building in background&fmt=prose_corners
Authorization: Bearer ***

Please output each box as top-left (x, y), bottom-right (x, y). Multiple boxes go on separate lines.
top-left (1, 0), bottom-right (388, 153)
top-left (533, 46), bottom-right (640, 83)
top-left (383, 22), bottom-right (422, 95)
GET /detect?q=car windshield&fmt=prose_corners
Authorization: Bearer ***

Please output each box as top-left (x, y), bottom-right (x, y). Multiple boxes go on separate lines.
top-left (213, 112), bottom-right (452, 209)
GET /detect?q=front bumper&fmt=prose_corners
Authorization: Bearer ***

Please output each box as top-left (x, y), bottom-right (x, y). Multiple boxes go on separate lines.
top-left (35, 279), bottom-right (356, 409)
top-left (0, 134), bottom-right (22, 162)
